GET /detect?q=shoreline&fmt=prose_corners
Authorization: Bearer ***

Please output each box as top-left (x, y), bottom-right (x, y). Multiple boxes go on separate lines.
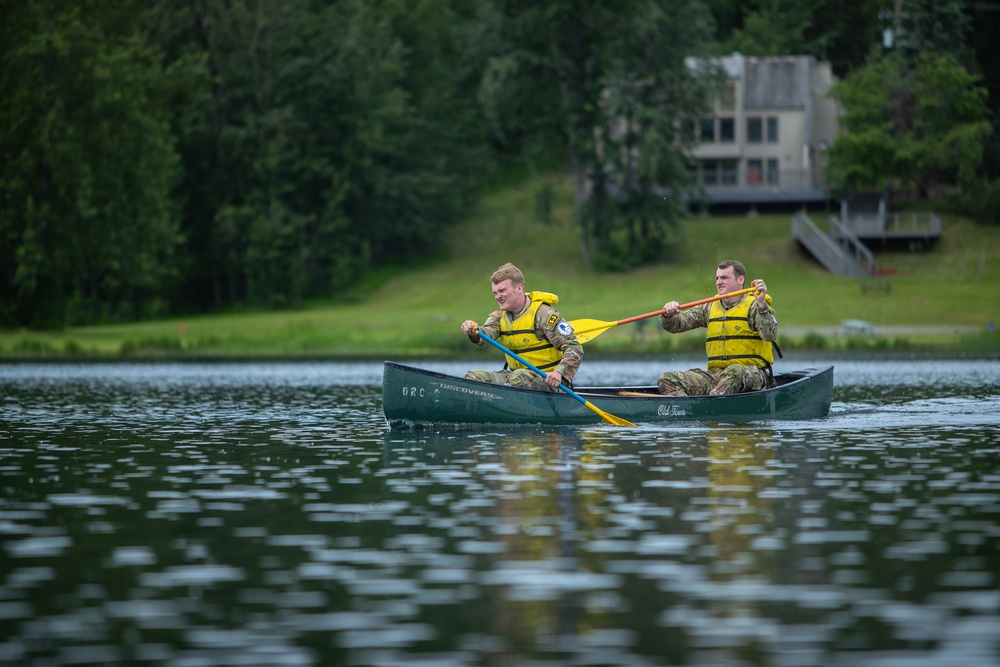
top-left (780, 324), bottom-right (987, 337)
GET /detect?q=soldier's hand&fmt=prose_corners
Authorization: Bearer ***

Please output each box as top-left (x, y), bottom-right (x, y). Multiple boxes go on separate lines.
top-left (662, 301), bottom-right (680, 317)
top-left (751, 279), bottom-right (767, 305)
top-left (546, 370), bottom-right (563, 388)
top-left (461, 320), bottom-right (480, 337)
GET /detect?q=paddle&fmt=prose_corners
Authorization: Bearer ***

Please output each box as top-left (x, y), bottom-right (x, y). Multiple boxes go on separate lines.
top-left (474, 329), bottom-right (635, 427)
top-left (569, 287), bottom-right (757, 344)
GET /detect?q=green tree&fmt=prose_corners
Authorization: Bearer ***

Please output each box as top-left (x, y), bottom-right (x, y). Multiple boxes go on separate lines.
top-left (155, 0), bottom-right (356, 309)
top-left (0, 1), bottom-right (182, 328)
top-left (709, 0), bottom-right (884, 75)
top-left (720, 0), bottom-right (814, 56)
top-left (895, 0), bottom-right (971, 64)
top-left (155, 0), bottom-right (485, 310)
top-left (824, 51), bottom-right (992, 197)
top-left (479, 0), bottom-right (719, 270)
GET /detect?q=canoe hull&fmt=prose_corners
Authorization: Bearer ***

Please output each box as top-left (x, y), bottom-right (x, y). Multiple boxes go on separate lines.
top-left (382, 362), bottom-right (833, 429)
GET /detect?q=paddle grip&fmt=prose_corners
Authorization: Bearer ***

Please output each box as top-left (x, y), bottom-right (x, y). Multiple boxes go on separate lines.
top-left (614, 287), bottom-right (757, 326)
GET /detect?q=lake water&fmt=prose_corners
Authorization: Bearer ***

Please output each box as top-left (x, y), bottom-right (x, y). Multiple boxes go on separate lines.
top-left (1, 358), bottom-right (999, 666)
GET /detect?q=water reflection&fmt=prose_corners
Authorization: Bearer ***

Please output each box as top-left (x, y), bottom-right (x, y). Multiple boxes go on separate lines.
top-left (1, 360), bottom-right (999, 666)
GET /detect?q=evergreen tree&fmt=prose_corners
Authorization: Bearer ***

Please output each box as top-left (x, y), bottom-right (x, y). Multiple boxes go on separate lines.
top-left (721, 0), bottom-right (814, 56)
top-left (154, 0), bottom-right (486, 310)
top-left (825, 51), bottom-right (992, 198)
top-left (709, 0), bottom-right (884, 75)
top-left (0, 1), bottom-right (181, 327)
top-left (478, 0), bottom-right (719, 270)
top-left (896, 0), bottom-right (972, 64)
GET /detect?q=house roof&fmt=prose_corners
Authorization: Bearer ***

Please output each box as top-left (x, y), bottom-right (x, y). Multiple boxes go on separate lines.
top-left (689, 54), bottom-right (817, 111)
top-left (743, 57), bottom-right (813, 110)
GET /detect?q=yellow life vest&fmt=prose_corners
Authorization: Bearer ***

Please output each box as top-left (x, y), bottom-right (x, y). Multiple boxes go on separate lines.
top-left (705, 293), bottom-right (775, 370)
top-left (497, 291), bottom-right (564, 372)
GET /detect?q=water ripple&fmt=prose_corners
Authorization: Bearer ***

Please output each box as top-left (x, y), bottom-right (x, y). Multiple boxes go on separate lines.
top-left (1, 360), bottom-right (999, 666)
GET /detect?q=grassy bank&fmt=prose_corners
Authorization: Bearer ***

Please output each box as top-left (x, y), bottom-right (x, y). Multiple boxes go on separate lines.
top-left (2, 173), bottom-right (999, 359)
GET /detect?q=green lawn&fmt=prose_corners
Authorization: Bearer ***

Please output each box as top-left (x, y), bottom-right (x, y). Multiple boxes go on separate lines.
top-left (3, 173), bottom-right (999, 358)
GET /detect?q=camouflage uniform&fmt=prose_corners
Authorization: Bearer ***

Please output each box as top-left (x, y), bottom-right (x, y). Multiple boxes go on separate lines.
top-left (465, 302), bottom-right (583, 392)
top-left (657, 298), bottom-right (778, 396)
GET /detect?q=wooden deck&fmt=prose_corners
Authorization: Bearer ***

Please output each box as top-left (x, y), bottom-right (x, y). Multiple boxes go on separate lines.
top-left (833, 212), bottom-right (941, 248)
top-left (791, 209), bottom-right (942, 276)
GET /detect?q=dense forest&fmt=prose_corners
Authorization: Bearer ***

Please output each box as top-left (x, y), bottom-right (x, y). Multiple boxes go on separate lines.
top-left (2, 0), bottom-right (998, 329)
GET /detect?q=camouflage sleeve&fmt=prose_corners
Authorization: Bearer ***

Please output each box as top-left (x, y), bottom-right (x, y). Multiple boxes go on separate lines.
top-left (536, 304), bottom-right (584, 382)
top-left (472, 313), bottom-right (502, 349)
top-left (750, 301), bottom-right (779, 341)
top-left (658, 303), bottom-right (710, 334)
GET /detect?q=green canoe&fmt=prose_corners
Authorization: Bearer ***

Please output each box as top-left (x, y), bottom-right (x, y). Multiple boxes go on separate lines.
top-left (382, 361), bottom-right (833, 429)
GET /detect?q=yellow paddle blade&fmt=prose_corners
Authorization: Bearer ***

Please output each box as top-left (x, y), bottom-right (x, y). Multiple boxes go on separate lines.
top-left (569, 288), bottom-right (758, 345)
top-left (569, 318), bottom-right (616, 344)
top-left (585, 400), bottom-right (636, 427)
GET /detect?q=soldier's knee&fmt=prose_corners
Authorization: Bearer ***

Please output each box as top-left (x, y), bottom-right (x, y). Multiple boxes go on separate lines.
top-left (657, 373), bottom-right (686, 396)
top-left (465, 370), bottom-right (494, 383)
top-left (506, 369), bottom-right (537, 388)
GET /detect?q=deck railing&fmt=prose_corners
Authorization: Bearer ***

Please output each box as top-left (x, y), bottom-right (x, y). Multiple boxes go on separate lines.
top-left (693, 168), bottom-right (828, 203)
top-left (791, 211), bottom-right (872, 276)
top-left (841, 211), bottom-right (942, 237)
top-left (884, 212), bottom-right (941, 236)
top-left (694, 167), bottom-right (822, 189)
top-left (828, 216), bottom-right (878, 275)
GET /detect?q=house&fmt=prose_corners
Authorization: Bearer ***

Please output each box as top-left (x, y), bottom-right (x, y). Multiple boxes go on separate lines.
top-left (687, 54), bottom-right (840, 205)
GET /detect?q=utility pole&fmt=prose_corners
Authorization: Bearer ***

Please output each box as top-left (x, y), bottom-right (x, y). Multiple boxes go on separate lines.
top-left (880, 0), bottom-right (903, 50)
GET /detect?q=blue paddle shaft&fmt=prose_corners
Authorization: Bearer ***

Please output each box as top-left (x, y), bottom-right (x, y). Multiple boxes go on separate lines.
top-left (475, 329), bottom-right (591, 407)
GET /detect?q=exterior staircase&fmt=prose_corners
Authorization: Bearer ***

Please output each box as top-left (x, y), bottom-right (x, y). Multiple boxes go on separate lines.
top-left (791, 211), bottom-right (877, 276)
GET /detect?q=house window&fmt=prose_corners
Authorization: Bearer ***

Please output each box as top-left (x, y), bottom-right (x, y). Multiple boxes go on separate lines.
top-left (719, 118), bottom-right (735, 143)
top-left (700, 160), bottom-right (738, 186)
top-left (721, 159), bottom-right (737, 184)
top-left (699, 118), bottom-right (736, 144)
top-left (767, 158), bottom-right (779, 184)
top-left (767, 117), bottom-right (779, 143)
top-left (747, 159), bottom-right (763, 185)
top-left (701, 160), bottom-right (718, 185)
top-left (700, 118), bottom-right (715, 143)
top-left (747, 118), bottom-right (762, 143)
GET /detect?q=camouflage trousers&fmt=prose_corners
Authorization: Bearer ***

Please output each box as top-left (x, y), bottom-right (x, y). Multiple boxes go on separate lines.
top-left (464, 369), bottom-right (557, 392)
top-left (657, 364), bottom-right (768, 396)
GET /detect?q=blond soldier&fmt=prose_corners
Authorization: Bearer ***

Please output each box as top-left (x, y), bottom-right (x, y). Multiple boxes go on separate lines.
top-left (657, 259), bottom-right (779, 396)
top-left (460, 263), bottom-right (583, 391)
